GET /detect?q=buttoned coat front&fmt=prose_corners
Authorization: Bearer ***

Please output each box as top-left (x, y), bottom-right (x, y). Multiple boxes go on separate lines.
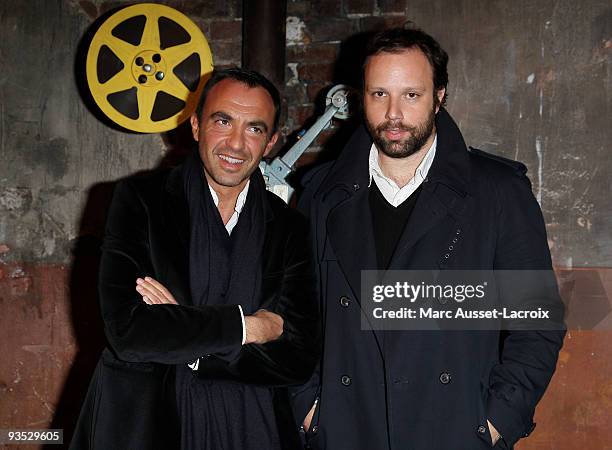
top-left (291, 109), bottom-right (565, 450)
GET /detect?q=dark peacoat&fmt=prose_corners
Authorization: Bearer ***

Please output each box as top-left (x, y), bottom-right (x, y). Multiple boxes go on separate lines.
top-left (291, 108), bottom-right (565, 450)
top-left (70, 163), bottom-right (320, 449)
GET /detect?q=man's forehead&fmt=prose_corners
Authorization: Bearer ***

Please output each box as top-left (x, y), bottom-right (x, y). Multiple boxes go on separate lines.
top-left (205, 79), bottom-right (274, 111)
top-left (365, 48), bottom-right (434, 81)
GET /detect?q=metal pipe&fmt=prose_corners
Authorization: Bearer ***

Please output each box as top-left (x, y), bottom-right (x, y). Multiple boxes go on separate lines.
top-left (242, 0), bottom-right (287, 88)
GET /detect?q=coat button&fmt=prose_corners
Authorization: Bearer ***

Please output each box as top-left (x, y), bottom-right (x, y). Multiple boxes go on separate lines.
top-left (339, 296), bottom-right (351, 307)
top-left (341, 375), bottom-right (352, 386)
top-left (353, 183), bottom-right (360, 191)
top-left (311, 425), bottom-right (319, 434)
top-left (477, 425), bottom-right (487, 434)
top-left (439, 372), bottom-right (451, 384)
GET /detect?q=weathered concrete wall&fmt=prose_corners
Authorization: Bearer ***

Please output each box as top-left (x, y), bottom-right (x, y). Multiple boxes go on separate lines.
top-left (409, 0), bottom-right (612, 269)
top-left (0, 0), bottom-right (610, 448)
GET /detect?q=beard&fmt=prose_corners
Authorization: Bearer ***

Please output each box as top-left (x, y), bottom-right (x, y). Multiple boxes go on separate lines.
top-left (366, 107), bottom-right (436, 159)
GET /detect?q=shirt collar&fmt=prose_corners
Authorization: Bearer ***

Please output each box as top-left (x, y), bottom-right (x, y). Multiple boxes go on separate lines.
top-left (208, 180), bottom-right (250, 214)
top-left (368, 134), bottom-right (437, 189)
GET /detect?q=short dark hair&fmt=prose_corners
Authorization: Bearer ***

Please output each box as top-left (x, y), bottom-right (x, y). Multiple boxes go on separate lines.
top-left (364, 27), bottom-right (449, 105)
top-left (195, 67), bottom-right (281, 135)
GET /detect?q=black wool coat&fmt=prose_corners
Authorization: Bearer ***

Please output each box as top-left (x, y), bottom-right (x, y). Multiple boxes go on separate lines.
top-left (291, 108), bottom-right (565, 450)
top-left (70, 164), bottom-right (320, 450)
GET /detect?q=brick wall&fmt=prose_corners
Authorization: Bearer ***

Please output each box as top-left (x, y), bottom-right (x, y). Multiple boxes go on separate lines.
top-left (283, 0), bottom-right (408, 159)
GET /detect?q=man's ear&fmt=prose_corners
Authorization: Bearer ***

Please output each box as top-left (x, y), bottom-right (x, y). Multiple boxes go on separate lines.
top-left (190, 113), bottom-right (200, 141)
top-left (263, 132), bottom-right (279, 157)
top-left (434, 88), bottom-right (446, 113)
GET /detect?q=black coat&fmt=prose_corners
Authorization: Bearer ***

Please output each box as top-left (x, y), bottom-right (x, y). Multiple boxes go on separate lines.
top-left (70, 164), bottom-right (320, 450)
top-left (291, 109), bottom-right (565, 450)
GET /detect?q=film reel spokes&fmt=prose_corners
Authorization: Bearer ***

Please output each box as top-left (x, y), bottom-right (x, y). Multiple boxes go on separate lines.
top-left (86, 3), bottom-right (213, 132)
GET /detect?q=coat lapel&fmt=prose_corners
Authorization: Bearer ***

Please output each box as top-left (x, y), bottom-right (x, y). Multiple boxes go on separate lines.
top-left (327, 187), bottom-right (377, 303)
top-left (388, 108), bottom-right (472, 268)
top-left (160, 165), bottom-right (192, 305)
top-left (163, 165), bottom-right (190, 248)
top-left (388, 181), bottom-right (469, 268)
top-left (317, 125), bottom-right (377, 303)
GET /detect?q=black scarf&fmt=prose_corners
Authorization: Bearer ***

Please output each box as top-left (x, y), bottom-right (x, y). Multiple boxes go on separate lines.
top-left (176, 152), bottom-right (281, 450)
top-left (182, 150), bottom-right (266, 315)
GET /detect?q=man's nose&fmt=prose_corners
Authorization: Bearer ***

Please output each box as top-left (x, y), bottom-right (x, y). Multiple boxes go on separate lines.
top-left (226, 126), bottom-right (245, 151)
top-left (385, 97), bottom-right (403, 121)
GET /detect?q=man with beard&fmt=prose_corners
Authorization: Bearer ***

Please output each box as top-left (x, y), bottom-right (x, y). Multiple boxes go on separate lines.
top-left (291, 27), bottom-right (565, 449)
top-left (71, 68), bottom-right (319, 450)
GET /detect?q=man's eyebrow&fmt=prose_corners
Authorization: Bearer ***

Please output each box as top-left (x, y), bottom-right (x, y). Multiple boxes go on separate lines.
top-left (366, 86), bottom-right (387, 91)
top-left (402, 86), bottom-right (426, 93)
top-left (366, 85), bottom-right (426, 92)
top-left (209, 111), bottom-right (233, 121)
top-left (247, 120), bottom-right (269, 134)
top-left (209, 112), bottom-right (269, 133)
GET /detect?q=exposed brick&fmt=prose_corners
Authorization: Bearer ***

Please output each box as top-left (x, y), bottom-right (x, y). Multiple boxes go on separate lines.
top-left (309, 0), bottom-right (342, 17)
top-left (306, 18), bottom-right (356, 42)
top-left (306, 81), bottom-right (331, 102)
top-left (359, 15), bottom-right (407, 32)
top-left (287, 0), bottom-right (311, 16)
top-left (230, 0), bottom-right (242, 16)
top-left (314, 128), bottom-right (336, 146)
top-left (345, 0), bottom-right (375, 15)
top-left (297, 62), bottom-right (335, 83)
top-left (288, 104), bottom-right (316, 127)
top-left (184, 0), bottom-right (232, 18)
top-left (158, 0), bottom-right (231, 19)
top-left (377, 0), bottom-right (407, 14)
top-left (210, 40), bottom-right (242, 65)
top-left (284, 82), bottom-right (309, 105)
top-left (192, 17), bottom-right (211, 37)
top-left (209, 19), bottom-right (242, 41)
top-left (287, 16), bottom-right (310, 45)
top-left (287, 42), bottom-right (339, 63)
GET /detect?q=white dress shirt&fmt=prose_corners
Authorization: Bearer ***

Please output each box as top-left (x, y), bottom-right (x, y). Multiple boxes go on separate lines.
top-left (368, 135), bottom-right (437, 206)
top-left (208, 180), bottom-right (250, 235)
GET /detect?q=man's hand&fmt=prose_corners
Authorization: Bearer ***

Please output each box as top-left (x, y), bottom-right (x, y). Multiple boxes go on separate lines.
top-left (244, 309), bottom-right (283, 344)
top-left (136, 277), bottom-right (178, 305)
top-left (488, 419), bottom-right (501, 446)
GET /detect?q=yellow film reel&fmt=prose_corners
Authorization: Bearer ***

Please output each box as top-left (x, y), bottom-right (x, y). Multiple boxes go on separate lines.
top-left (86, 3), bottom-right (213, 133)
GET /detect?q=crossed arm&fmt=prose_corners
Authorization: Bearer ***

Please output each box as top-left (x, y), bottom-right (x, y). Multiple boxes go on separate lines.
top-left (135, 276), bottom-right (284, 345)
top-left (132, 216), bottom-right (320, 387)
